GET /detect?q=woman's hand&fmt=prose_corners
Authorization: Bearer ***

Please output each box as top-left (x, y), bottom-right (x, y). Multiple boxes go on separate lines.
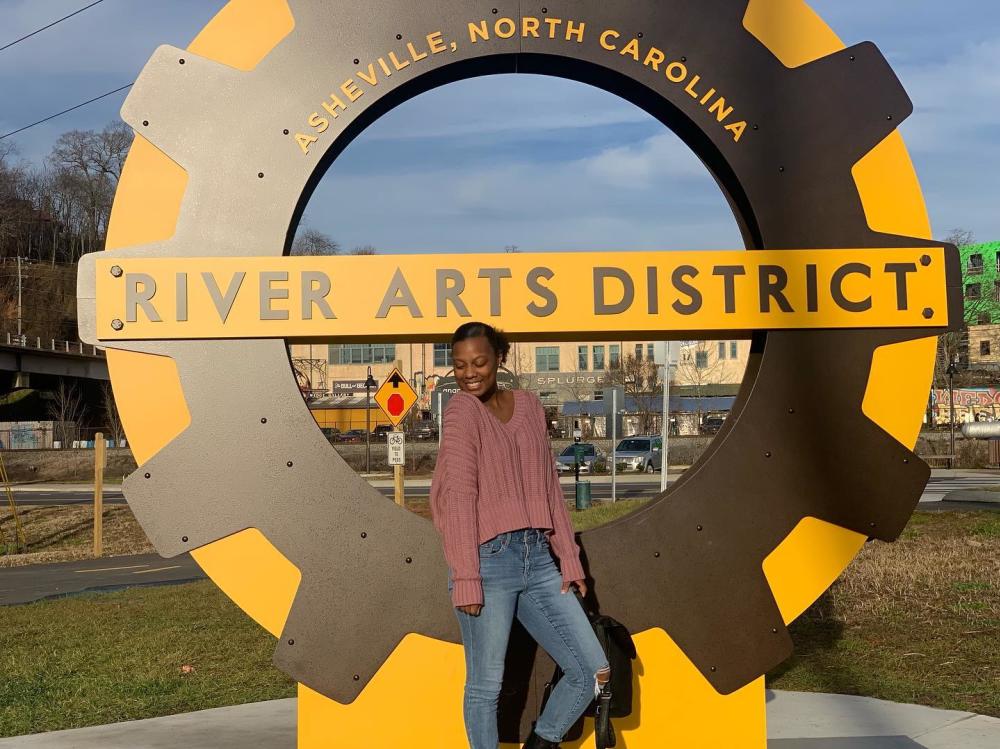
top-left (457, 604), bottom-right (483, 616)
top-left (561, 579), bottom-right (587, 597)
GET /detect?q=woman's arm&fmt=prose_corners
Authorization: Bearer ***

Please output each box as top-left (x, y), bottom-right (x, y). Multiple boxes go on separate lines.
top-left (430, 396), bottom-right (483, 607)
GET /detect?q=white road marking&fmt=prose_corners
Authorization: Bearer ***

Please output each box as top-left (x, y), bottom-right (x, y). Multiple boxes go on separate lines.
top-left (133, 566), bottom-right (182, 575)
top-left (74, 564), bottom-right (149, 574)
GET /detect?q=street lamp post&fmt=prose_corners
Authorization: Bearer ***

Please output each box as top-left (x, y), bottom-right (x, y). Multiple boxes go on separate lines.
top-left (947, 358), bottom-right (958, 469)
top-left (365, 366), bottom-right (377, 474)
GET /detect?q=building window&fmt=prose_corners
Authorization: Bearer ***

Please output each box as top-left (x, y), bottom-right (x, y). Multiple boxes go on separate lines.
top-left (996, 251), bottom-right (1000, 273)
top-left (730, 340), bottom-right (738, 359)
top-left (578, 345), bottom-right (589, 371)
top-left (979, 313), bottom-right (992, 325)
top-left (433, 343), bottom-right (452, 367)
top-left (329, 344), bottom-right (396, 365)
top-left (647, 343), bottom-right (655, 361)
top-left (593, 345), bottom-right (605, 370)
top-left (994, 280), bottom-right (1000, 302)
top-left (594, 389), bottom-right (604, 401)
top-left (536, 347), bottom-right (560, 372)
top-left (718, 341), bottom-right (726, 360)
top-left (635, 344), bottom-right (643, 360)
top-left (610, 344), bottom-right (621, 367)
top-left (696, 351), bottom-right (709, 369)
top-left (539, 390), bottom-right (558, 401)
top-left (968, 253), bottom-right (984, 274)
top-left (966, 283), bottom-right (982, 300)
top-left (981, 340), bottom-right (991, 357)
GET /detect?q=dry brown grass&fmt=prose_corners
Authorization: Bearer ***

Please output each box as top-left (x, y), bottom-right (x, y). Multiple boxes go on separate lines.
top-left (770, 512), bottom-right (1000, 716)
top-left (834, 512), bottom-right (999, 621)
top-left (0, 504), bottom-right (153, 567)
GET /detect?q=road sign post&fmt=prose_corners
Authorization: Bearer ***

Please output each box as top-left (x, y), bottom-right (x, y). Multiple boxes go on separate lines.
top-left (93, 432), bottom-right (105, 557)
top-left (375, 368), bottom-right (419, 507)
top-left (387, 431), bottom-right (405, 506)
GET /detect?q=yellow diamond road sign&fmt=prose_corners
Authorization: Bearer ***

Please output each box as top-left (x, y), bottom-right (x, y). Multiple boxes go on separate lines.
top-left (374, 368), bottom-right (418, 428)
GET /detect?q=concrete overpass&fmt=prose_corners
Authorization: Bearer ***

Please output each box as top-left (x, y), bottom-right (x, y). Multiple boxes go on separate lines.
top-left (1, 334), bottom-right (108, 388)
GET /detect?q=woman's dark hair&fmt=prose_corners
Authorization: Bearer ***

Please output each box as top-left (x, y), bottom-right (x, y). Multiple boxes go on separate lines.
top-left (451, 322), bottom-right (511, 365)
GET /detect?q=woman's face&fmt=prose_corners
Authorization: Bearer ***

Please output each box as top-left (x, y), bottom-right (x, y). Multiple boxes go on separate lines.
top-left (452, 336), bottom-right (499, 397)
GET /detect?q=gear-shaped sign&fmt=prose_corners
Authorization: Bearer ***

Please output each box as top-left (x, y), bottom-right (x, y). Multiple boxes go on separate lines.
top-left (77, 0), bottom-right (961, 746)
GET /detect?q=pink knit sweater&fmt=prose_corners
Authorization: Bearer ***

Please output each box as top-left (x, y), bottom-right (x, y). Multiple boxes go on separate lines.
top-left (430, 388), bottom-right (585, 606)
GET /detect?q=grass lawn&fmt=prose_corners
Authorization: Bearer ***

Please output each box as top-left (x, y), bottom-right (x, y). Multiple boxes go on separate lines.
top-left (0, 505), bottom-right (996, 737)
top-left (0, 504), bottom-right (153, 566)
top-left (0, 582), bottom-right (294, 738)
top-left (769, 511), bottom-right (999, 717)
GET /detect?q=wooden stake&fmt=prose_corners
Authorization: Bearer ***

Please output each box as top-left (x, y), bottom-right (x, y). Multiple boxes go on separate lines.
top-left (394, 464), bottom-right (405, 507)
top-left (94, 432), bottom-right (105, 558)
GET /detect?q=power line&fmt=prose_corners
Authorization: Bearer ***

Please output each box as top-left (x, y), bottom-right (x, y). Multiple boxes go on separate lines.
top-left (0, 83), bottom-right (133, 141)
top-left (0, 1), bottom-right (106, 53)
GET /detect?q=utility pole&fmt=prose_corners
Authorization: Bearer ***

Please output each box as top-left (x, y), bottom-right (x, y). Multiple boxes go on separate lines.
top-left (611, 387), bottom-right (618, 503)
top-left (16, 256), bottom-right (23, 339)
top-left (365, 366), bottom-right (377, 473)
top-left (660, 354), bottom-right (670, 493)
top-left (947, 357), bottom-right (958, 469)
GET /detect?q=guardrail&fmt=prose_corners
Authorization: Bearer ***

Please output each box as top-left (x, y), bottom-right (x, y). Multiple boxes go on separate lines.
top-left (3, 332), bottom-right (103, 358)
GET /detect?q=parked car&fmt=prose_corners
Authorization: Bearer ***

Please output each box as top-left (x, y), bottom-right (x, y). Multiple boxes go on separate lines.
top-left (554, 443), bottom-right (605, 473)
top-left (320, 427), bottom-right (341, 442)
top-left (412, 421), bottom-right (439, 440)
top-left (700, 415), bottom-right (727, 435)
top-left (614, 436), bottom-right (662, 473)
top-left (372, 424), bottom-right (394, 440)
top-left (340, 429), bottom-right (367, 443)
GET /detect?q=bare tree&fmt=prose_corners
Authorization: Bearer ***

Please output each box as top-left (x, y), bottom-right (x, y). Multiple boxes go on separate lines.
top-left (48, 380), bottom-right (86, 447)
top-left (291, 228), bottom-right (340, 256)
top-left (674, 341), bottom-right (733, 426)
top-left (1, 123), bottom-right (135, 341)
top-left (48, 122), bottom-right (132, 259)
top-left (945, 228), bottom-right (975, 249)
top-left (101, 382), bottom-right (125, 448)
top-left (504, 341), bottom-right (534, 389)
top-left (934, 228), bottom-right (981, 387)
top-left (350, 245), bottom-right (378, 255)
top-left (607, 353), bottom-right (662, 433)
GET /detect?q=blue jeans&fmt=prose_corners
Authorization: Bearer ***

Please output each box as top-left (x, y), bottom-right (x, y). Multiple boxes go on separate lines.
top-left (448, 528), bottom-right (609, 748)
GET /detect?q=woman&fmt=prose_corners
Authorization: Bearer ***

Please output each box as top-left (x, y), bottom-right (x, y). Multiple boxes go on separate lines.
top-left (430, 322), bottom-right (611, 749)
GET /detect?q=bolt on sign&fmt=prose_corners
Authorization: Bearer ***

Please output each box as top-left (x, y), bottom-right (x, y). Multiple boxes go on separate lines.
top-left (374, 368), bottom-right (417, 428)
top-left (78, 1), bottom-right (962, 747)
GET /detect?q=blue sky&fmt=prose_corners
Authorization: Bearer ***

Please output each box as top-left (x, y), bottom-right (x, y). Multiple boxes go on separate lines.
top-left (1, 1), bottom-right (997, 253)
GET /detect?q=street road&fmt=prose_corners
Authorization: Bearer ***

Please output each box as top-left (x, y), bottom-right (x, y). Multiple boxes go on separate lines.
top-left (10, 474), bottom-right (1000, 506)
top-left (2, 473), bottom-right (996, 607)
top-left (0, 553), bottom-right (204, 606)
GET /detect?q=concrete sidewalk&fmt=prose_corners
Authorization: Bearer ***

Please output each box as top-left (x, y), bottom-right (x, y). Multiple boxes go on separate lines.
top-left (0, 692), bottom-right (996, 748)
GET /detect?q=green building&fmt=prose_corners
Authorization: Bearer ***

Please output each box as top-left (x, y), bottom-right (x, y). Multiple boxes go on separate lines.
top-left (960, 242), bottom-right (1000, 325)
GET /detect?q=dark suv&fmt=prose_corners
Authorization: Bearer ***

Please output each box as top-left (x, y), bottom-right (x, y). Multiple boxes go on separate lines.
top-left (700, 415), bottom-right (727, 434)
top-left (372, 424), bottom-right (394, 440)
top-left (413, 422), bottom-right (439, 440)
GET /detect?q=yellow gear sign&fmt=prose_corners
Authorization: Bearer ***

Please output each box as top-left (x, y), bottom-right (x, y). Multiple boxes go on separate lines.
top-left (102, 0), bottom-right (935, 746)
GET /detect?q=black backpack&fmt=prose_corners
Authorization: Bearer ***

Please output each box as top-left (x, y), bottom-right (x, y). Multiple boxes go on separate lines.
top-left (540, 610), bottom-right (637, 748)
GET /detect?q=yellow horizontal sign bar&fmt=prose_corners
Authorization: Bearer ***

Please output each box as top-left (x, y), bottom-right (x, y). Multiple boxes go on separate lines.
top-left (93, 248), bottom-right (949, 341)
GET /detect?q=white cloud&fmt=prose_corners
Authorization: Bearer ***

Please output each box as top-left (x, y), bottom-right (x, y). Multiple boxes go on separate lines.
top-left (364, 74), bottom-right (650, 141)
top-left (306, 128), bottom-right (741, 253)
top-left (582, 133), bottom-right (707, 189)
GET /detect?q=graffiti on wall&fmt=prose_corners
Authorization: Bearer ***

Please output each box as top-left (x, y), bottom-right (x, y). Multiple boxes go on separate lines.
top-left (931, 389), bottom-right (1000, 407)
